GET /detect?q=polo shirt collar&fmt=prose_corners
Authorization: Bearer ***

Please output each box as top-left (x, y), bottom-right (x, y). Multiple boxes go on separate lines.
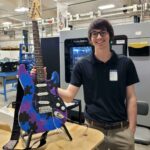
top-left (90, 50), bottom-right (118, 65)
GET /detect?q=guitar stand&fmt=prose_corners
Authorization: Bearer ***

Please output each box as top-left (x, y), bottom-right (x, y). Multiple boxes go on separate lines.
top-left (62, 124), bottom-right (72, 141)
top-left (20, 124), bottom-right (72, 149)
top-left (21, 130), bottom-right (34, 149)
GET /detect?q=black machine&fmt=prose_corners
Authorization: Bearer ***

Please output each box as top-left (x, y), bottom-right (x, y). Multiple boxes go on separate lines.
top-left (111, 35), bottom-right (128, 56)
top-left (64, 35), bottom-right (127, 83)
top-left (65, 38), bottom-right (93, 83)
top-left (0, 58), bottom-right (19, 72)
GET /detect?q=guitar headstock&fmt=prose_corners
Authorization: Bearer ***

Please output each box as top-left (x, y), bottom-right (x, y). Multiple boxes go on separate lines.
top-left (29, 0), bottom-right (41, 20)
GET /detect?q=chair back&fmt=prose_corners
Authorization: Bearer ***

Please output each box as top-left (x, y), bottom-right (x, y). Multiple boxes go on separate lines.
top-left (137, 101), bottom-right (149, 115)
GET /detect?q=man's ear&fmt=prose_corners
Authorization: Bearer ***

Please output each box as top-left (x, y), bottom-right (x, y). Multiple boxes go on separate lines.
top-left (109, 39), bottom-right (113, 49)
top-left (89, 39), bottom-right (93, 45)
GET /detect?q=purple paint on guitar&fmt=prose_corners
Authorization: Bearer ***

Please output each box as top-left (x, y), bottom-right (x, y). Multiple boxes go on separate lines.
top-left (18, 64), bottom-right (67, 133)
top-left (50, 87), bottom-right (57, 96)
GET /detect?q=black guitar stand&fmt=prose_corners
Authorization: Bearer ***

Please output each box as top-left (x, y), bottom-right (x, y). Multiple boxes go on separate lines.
top-left (3, 81), bottom-right (22, 150)
top-left (62, 124), bottom-right (72, 141)
top-left (20, 130), bottom-right (34, 149)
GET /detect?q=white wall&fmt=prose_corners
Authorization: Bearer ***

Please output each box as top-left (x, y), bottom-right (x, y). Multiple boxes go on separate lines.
top-left (0, 50), bottom-right (19, 60)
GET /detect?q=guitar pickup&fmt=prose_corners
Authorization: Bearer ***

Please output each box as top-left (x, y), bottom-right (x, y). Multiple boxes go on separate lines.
top-left (38, 106), bottom-right (52, 114)
top-left (37, 92), bottom-right (49, 96)
top-left (36, 83), bottom-right (47, 87)
top-left (38, 101), bottom-right (50, 105)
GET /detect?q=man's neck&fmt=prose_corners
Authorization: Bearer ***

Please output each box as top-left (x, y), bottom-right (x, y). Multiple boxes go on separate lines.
top-left (94, 47), bottom-right (112, 63)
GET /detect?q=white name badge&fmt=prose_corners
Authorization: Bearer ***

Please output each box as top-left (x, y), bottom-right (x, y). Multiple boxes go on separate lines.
top-left (109, 70), bottom-right (118, 81)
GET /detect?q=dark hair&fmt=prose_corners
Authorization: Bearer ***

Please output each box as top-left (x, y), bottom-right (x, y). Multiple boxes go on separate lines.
top-left (88, 18), bottom-right (114, 41)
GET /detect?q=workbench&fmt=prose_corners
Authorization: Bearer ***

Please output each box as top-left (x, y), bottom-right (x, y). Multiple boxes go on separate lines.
top-left (0, 122), bottom-right (104, 150)
top-left (0, 71), bottom-right (17, 101)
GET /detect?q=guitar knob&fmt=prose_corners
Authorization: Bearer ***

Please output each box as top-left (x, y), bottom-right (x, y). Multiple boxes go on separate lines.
top-left (61, 106), bottom-right (66, 111)
top-left (56, 102), bottom-right (61, 107)
top-left (54, 111), bottom-right (64, 119)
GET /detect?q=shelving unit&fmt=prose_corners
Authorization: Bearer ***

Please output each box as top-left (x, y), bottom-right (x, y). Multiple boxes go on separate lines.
top-left (19, 44), bottom-right (35, 72)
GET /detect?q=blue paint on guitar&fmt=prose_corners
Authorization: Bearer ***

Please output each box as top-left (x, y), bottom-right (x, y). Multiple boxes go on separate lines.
top-left (51, 71), bottom-right (59, 84)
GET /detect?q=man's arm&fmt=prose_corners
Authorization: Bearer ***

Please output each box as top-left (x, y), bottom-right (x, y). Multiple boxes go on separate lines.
top-left (58, 84), bottom-right (80, 103)
top-left (30, 68), bottom-right (79, 103)
top-left (126, 84), bottom-right (137, 134)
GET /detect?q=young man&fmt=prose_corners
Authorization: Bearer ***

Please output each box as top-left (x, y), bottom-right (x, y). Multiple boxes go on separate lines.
top-left (31, 18), bottom-right (139, 150)
top-left (57, 18), bottom-right (139, 150)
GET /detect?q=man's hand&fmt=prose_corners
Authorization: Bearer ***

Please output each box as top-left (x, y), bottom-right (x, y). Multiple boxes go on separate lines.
top-left (30, 66), bottom-right (37, 74)
top-left (30, 67), bottom-right (59, 96)
top-left (129, 126), bottom-right (136, 135)
top-left (30, 66), bottom-right (47, 80)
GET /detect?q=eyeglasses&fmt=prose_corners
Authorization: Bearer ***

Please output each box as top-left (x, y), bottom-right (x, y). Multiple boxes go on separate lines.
top-left (91, 30), bottom-right (107, 38)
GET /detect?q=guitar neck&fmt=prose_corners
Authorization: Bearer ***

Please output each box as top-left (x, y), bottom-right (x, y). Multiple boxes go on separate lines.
top-left (32, 20), bottom-right (45, 82)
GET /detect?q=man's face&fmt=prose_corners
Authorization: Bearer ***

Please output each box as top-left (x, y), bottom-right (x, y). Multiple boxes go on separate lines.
top-left (90, 29), bottom-right (110, 49)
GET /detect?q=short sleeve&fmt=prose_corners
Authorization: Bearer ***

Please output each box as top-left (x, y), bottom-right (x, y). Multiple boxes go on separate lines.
top-left (70, 61), bottom-right (83, 87)
top-left (126, 58), bottom-right (139, 86)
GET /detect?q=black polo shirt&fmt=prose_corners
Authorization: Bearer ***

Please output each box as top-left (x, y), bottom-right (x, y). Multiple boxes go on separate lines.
top-left (70, 50), bottom-right (139, 123)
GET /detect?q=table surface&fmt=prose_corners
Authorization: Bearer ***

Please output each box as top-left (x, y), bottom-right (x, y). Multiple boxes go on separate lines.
top-left (0, 71), bottom-right (17, 77)
top-left (0, 122), bottom-right (104, 150)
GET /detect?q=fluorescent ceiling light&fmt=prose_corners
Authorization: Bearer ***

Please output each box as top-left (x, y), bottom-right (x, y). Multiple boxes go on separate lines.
top-left (15, 7), bottom-right (29, 12)
top-left (2, 22), bottom-right (12, 26)
top-left (98, 4), bottom-right (115, 10)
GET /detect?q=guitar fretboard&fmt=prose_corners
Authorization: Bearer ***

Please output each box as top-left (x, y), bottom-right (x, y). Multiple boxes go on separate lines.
top-left (32, 21), bottom-right (45, 82)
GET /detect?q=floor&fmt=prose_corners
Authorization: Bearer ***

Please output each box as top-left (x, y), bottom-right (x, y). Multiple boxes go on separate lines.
top-left (0, 84), bottom-right (150, 150)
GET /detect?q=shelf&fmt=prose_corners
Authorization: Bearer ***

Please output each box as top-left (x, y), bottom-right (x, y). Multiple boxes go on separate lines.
top-left (0, 48), bottom-right (19, 51)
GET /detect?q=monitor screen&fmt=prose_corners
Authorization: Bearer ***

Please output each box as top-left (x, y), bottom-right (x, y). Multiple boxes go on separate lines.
top-left (70, 46), bottom-right (92, 72)
top-left (64, 38), bottom-right (93, 83)
top-left (110, 35), bottom-right (127, 56)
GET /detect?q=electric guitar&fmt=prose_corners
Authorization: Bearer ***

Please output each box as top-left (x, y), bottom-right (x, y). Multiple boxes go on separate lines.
top-left (18, 0), bottom-right (67, 134)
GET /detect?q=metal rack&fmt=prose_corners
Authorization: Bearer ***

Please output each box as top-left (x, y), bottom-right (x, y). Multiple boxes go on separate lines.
top-left (19, 43), bottom-right (35, 72)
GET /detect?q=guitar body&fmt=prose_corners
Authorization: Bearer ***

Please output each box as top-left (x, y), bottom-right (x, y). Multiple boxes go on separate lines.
top-left (18, 64), bottom-right (67, 133)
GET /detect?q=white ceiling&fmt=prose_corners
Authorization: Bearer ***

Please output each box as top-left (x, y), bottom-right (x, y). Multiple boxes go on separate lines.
top-left (0, 0), bottom-right (144, 26)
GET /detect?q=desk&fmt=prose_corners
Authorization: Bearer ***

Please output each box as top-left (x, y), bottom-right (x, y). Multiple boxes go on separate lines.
top-left (0, 71), bottom-right (17, 101)
top-left (0, 122), bottom-right (104, 150)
